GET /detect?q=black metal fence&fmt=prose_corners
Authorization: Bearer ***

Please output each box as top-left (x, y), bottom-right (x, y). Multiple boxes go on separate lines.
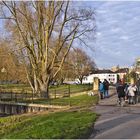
top-left (0, 91), bottom-right (33, 102)
top-left (0, 84), bottom-right (93, 103)
top-left (49, 84), bottom-right (92, 98)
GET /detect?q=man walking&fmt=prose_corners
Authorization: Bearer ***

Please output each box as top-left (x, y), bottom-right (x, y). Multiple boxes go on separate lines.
top-left (103, 79), bottom-right (109, 98)
top-left (116, 81), bottom-right (125, 105)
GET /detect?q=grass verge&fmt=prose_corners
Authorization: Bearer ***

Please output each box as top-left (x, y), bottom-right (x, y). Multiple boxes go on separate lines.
top-left (0, 94), bottom-right (99, 139)
top-left (0, 111), bottom-right (97, 139)
top-left (28, 94), bottom-right (99, 106)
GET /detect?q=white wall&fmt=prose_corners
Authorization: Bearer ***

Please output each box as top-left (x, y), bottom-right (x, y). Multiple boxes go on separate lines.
top-left (82, 73), bottom-right (117, 84)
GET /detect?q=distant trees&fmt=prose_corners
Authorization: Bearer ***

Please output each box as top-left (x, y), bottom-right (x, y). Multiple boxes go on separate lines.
top-left (0, 41), bottom-right (27, 83)
top-left (54, 48), bottom-right (96, 85)
top-left (0, 1), bottom-right (95, 98)
top-left (126, 71), bottom-right (137, 83)
top-left (69, 48), bottom-right (96, 84)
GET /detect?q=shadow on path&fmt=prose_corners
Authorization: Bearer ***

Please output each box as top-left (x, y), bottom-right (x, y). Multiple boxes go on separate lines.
top-left (89, 92), bottom-right (140, 139)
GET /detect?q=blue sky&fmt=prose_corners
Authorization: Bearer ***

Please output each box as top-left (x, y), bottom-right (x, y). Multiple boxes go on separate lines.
top-left (1, 1), bottom-right (140, 69)
top-left (74, 1), bottom-right (140, 69)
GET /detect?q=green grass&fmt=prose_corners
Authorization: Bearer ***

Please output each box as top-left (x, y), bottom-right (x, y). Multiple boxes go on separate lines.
top-left (49, 84), bottom-right (92, 93)
top-left (0, 93), bottom-right (99, 139)
top-left (0, 84), bottom-right (93, 102)
top-left (0, 84), bottom-right (31, 93)
top-left (0, 111), bottom-right (97, 139)
top-left (0, 84), bottom-right (28, 88)
top-left (0, 84), bottom-right (92, 94)
top-left (28, 94), bottom-right (99, 106)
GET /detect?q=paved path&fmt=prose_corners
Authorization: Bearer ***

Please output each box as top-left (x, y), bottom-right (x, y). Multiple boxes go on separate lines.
top-left (90, 92), bottom-right (140, 139)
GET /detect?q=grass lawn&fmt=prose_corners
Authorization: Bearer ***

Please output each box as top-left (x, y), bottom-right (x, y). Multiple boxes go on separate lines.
top-left (0, 94), bottom-right (99, 139)
top-left (0, 84), bottom-right (31, 93)
top-left (0, 84), bottom-right (92, 94)
top-left (0, 111), bottom-right (97, 139)
top-left (0, 84), bottom-right (93, 102)
top-left (27, 94), bottom-right (99, 106)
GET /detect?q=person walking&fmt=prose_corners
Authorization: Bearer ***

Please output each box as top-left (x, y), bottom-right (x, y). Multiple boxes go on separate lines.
top-left (124, 83), bottom-right (129, 101)
top-left (134, 84), bottom-right (138, 104)
top-left (103, 79), bottom-right (109, 98)
top-left (99, 80), bottom-right (104, 99)
top-left (116, 81), bottom-right (125, 105)
top-left (127, 84), bottom-right (137, 104)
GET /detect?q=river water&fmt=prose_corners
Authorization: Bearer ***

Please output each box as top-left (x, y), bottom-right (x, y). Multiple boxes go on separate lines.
top-left (0, 114), bottom-right (9, 117)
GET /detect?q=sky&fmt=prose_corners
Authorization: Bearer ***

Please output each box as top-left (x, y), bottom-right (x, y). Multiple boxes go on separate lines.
top-left (74, 1), bottom-right (140, 69)
top-left (1, 1), bottom-right (140, 69)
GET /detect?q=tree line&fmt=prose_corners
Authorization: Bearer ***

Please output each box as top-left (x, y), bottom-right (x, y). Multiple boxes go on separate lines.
top-left (0, 1), bottom-right (96, 98)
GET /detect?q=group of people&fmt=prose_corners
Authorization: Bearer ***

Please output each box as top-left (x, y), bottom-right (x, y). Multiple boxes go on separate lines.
top-left (99, 79), bottom-right (110, 99)
top-left (98, 79), bottom-right (139, 105)
top-left (116, 81), bottom-right (138, 105)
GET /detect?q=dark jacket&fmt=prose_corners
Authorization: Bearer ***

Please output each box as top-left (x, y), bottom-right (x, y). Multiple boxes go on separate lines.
top-left (117, 84), bottom-right (125, 98)
top-left (103, 81), bottom-right (109, 90)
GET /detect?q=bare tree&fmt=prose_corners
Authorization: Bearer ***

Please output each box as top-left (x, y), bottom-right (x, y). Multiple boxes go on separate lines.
top-left (0, 1), bottom-right (95, 98)
top-left (55, 58), bottom-right (75, 85)
top-left (0, 41), bottom-right (27, 83)
top-left (70, 48), bottom-right (96, 84)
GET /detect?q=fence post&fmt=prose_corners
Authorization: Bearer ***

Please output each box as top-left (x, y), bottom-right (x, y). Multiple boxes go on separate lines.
top-left (11, 90), bottom-right (13, 101)
top-left (32, 91), bottom-right (34, 103)
top-left (26, 91), bottom-right (27, 102)
top-left (49, 98), bottom-right (51, 105)
top-left (15, 93), bottom-right (17, 102)
top-left (69, 100), bottom-right (71, 106)
top-left (55, 88), bottom-right (56, 99)
top-left (20, 89), bottom-right (23, 102)
top-left (68, 84), bottom-right (70, 97)
top-left (88, 83), bottom-right (90, 90)
top-left (0, 89), bottom-right (1, 101)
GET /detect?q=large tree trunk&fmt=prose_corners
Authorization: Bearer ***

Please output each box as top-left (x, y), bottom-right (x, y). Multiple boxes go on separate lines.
top-left (39, 83), bottom-right (49, 98)
top-left (28, 76), bottom-right (50, 98)
top-left (37, 75), bottom-right (50, 98)
top-left (79, 77), bottom-right (83, 84)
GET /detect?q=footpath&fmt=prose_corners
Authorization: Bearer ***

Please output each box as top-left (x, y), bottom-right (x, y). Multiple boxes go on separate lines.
top-left (89, 88), bottom-right (140, 139)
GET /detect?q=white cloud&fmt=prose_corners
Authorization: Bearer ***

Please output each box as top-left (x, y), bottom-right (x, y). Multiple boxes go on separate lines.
top-left (120, 36), bottom-right (129, 40)
top-left (72, 1), bottom-right (140, 68)
top-left (111, 27), bottom-right (120, 33)
top-left (92, 1), bottom-right (140, 68)
top-left (96, 32), bottom-right (102, 36)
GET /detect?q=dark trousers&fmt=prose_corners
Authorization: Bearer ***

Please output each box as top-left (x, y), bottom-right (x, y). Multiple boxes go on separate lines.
top-left (128, 96), bottom-right (135, 104)
top-left (100, 92), bottom-right (103, 99)
top-left (134, 95), bottom-right (138, 104)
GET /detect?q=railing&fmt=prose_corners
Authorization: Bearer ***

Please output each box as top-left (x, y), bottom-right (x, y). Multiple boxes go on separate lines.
top-left (0, 101), bottom-right (70, 115)
top-left (0, 84), bottom-right (93, 108)
top-left (49, 84), bottom-right (92, 99)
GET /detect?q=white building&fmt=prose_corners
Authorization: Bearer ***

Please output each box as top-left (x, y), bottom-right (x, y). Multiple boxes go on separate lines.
top-left (82, 70), bottom-right (117, 84)
top-left (115, 68), bottom-right (129, 82)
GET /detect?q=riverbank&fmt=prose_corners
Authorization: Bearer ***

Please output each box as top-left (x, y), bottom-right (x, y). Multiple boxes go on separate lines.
top-left (0, 114), bottom-right (9, 117)
top-left (0, 94), bottom-right (98, 139)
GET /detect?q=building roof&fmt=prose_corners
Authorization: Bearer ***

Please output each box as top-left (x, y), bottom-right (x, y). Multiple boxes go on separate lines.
top-left (115, 68), bottom-right (129, 73)
top-left (93, 69), bottom-right (115, 74)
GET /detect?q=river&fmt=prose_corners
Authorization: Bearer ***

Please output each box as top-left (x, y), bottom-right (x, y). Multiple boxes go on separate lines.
top-left (0, 114), bottom-right (9, 117)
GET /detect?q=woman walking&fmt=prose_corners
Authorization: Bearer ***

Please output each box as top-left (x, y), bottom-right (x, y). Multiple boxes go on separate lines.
top-left (99, 80), bottom-right (104, 99)
top-left (127, 84), bottom-right (137, 104)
